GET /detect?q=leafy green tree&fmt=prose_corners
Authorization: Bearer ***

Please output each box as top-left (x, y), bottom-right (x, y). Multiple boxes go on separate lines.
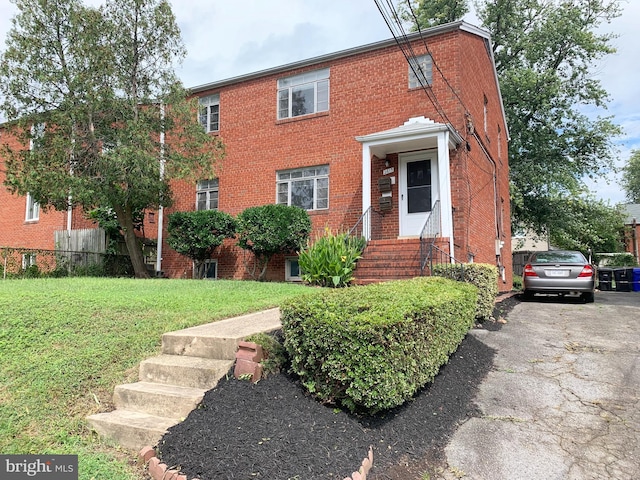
top-left (621, 149), bottom-right (640, 203)
top-left (545, 196), bottom-right (625, 253)
top-left (0, 0), bottom-right (223, 278)
top-left (402, 0), bottom-right (623, 243)
top-left (167, 210), bottom-right (237, 279)
top-left (399, 0), bottom-right (469, 28)
top-left (236, 204), bottom-right (312, 281)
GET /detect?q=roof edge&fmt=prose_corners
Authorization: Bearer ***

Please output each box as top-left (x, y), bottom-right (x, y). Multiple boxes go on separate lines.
top-left (189, 21), bottom-right (489, 94)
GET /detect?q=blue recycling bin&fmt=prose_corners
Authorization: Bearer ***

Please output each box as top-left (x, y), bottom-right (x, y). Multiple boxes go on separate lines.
top-left (632, 268), bottom-right (640, 292)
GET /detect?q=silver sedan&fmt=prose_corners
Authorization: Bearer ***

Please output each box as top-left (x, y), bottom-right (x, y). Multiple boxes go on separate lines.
top-left (523, 250), bottom-right (596, 302)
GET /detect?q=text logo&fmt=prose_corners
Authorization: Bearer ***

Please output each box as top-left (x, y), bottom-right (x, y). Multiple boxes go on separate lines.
top-left (1, 455), bottom-right (78, 479)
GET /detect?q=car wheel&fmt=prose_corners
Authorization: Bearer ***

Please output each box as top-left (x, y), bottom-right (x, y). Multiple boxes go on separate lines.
top-left (581, 292), bottom-right (595, 303)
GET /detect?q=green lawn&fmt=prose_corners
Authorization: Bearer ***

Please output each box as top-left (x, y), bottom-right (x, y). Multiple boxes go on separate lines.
top-left (0, 278), bottom-right (309, 479)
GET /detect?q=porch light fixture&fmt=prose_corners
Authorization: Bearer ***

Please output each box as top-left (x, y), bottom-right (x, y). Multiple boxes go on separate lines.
top-left (385, 159), bottom-right (390, 167)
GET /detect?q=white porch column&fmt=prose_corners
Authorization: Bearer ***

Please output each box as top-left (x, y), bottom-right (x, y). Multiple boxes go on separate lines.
top-left (437, 131), bottom-right (455, 261)
top-left (361, 144), bottom-right (372, 240)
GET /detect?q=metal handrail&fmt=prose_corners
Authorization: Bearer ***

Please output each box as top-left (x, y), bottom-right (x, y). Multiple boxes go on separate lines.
top-left (419, 200), bottom-right (441, 275)
top-left (348, 206), bottom-right (372, 241)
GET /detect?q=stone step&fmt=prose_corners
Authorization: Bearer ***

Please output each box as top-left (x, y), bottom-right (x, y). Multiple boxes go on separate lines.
top-left (161, 307), bottom-right (282, 360)
top-left (139, 354), bottom-right (234, 389)
top-left (114, 382), bottom-right (206, 419)
top-left (86, 410), bottom-right (178, 450)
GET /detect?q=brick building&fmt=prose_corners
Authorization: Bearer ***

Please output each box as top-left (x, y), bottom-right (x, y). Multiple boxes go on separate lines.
top-left (0, 21), bottom-right (512, 289)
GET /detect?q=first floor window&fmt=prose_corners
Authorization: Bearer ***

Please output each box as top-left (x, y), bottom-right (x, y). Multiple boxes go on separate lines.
top-left (199, 94), bottom-right (220, 132)
top-left (197, 179), bottom-right (219, 210)
top-left (26, 193), bottom-right (39, 221)
top-left (277, 165), bottom-right (329, 210)
top-left (22, 253), bottom-right (36, 269)
top-left (285, 257), bottom-right (302, 282)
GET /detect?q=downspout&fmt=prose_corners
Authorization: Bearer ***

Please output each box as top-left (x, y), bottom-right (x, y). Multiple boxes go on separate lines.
top-left (155, 104), bottom-right (165, 276)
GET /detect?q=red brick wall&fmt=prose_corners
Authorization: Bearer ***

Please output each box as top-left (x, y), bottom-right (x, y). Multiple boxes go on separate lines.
top-left (0, 127), bottom-right (68, 249)
top-left (160, 28), bottom-right (511, 288)
top-left (1, 26), bottom-right (512, 289)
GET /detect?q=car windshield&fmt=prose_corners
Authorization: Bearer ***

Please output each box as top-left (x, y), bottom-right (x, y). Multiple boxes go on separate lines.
top-left (531, 251), bottom-right (586, 264)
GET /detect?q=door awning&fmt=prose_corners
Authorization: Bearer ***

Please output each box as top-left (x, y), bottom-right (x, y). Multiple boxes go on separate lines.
top-left (355, 116), bottom-right (462, 158)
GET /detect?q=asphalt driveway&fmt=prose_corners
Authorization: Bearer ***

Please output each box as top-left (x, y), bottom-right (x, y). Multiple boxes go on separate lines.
top-left (440, 291), bottom-right (640, 479)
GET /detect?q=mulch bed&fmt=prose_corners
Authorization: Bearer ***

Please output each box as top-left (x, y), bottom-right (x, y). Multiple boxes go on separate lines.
top-left (156, 295), bottom-right (520, 480)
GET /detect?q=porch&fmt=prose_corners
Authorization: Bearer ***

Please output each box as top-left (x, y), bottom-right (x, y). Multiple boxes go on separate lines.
top-left (351, 116), bottom-right (462, 282)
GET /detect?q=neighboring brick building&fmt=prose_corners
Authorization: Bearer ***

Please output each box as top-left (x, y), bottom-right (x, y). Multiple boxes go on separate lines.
top-left (0, 21), bottom-right (512, 289)
top-left (622, 204), bottom-right (640, 264)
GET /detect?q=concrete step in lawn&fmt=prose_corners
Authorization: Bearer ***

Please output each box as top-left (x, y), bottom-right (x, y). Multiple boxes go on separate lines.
top-left (114, 382), bottom-right (207, 419)
top-left (87, 307), bottom-right (282, 451)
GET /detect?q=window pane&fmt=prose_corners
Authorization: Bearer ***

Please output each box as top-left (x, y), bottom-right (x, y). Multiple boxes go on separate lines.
top-left (407, 160), bottom-right (430, 187)
top-left (197, 192), bottom-right (207, 211)
top-left (408, 186), bottom-right (431, 214)
top-left (317, 80), bottom-right (329, 112)
top-left (209, 191), bottom-right (219, 210)
top-left (291, 85), bottom-right (314, 116)
top-left (278, 90), bottom-right (289, 118)
top-left (290, 179), bottom-right (314, 209)
top-left (289, 259), bottom-right (300, 278)
top-left (277, 183), bottom-right (288, 204)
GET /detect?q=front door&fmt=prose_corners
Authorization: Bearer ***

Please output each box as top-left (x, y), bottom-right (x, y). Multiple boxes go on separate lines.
top-left (399, 152), bottom-right (437, 236)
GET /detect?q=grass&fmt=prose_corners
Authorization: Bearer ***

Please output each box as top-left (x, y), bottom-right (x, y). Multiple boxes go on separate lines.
top-left (0, 277), bottom-right (309, 479)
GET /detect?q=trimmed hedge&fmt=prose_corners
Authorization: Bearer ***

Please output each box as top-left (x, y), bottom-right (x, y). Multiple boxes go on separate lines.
top-left (432, 263), bottom-right (498, 320)
top-left (281, 277), bottom-right (477, 414)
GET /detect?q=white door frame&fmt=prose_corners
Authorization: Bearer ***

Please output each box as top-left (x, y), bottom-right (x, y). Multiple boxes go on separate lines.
top-left (398, 151), bottom-right (438, 237)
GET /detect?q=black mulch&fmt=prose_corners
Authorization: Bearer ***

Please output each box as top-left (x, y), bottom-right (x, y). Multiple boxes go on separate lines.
top-left (156, 295), bottom-right (520, 480)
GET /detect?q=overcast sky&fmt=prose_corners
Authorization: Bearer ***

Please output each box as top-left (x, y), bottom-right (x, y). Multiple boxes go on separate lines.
top-left (1, 0), bottom-right (637, 205)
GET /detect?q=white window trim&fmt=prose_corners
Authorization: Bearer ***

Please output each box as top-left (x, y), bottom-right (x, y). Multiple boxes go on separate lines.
top-left (199, 94), bottom-right (220, 133)
top-left (285, 257), bottom-right (302, 282)
top-left (277, 68), bottom-right (330, 119)
top-left (22, 253), bottom-right (36, 269)
top-left (196, 179), bottom-right (219, 211)
top-left (276, 165), bottom-right (329, 211)
top-left (25, 193), bottom-right (40, 221)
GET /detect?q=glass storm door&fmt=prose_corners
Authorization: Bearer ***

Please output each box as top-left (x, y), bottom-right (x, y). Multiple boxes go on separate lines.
top-left (399, 153), bottom-right (436, 236)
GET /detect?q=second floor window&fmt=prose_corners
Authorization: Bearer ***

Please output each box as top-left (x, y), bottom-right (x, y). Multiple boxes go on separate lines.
top-left (278, 69), bottom-right (329, 119)
top-left (408, 54), bottom-right (432, 89)
top-left (199, 94), bottom-right (220, 132)
top-left (196, 179), bottom-right (219, 210)
top-left (277, 165), bottom-right (329, 210)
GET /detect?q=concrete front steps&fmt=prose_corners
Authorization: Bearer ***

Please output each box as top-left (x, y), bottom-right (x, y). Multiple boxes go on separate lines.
top-left (87, 308), bottom-right (282, 450)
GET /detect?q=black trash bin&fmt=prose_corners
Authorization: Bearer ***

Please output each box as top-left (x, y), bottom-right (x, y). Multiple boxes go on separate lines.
top-left (614, 268), bottom-right (631, 292)
top-left (598, 267), bottom-right (613, 291)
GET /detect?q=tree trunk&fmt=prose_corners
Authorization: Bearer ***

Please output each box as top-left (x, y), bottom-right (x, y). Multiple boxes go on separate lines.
top-left (114, 204), bottom-right (150, 279)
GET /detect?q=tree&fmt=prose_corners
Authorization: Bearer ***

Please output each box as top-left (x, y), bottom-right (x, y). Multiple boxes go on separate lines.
top-left (545, 196), bottom-right (625, 253)
top-left (0, 0), bottom-right (223, 278)
top-left (236, 204), bottom-right (312, 281)
top-left (621, 150), bottom-right (640, 203)
top-left (167, 210), bottom-right (237, 279)
top-left (402, 0), bottom-right (623, 243)
top-left (399, 0), bottom-right (469, 28)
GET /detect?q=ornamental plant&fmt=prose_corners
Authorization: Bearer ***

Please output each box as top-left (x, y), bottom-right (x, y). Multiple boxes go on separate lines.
top-left (298, 228), bottom-right (366, 287)
top-left (167, 210), bottom-right (237, 279)
top-left (236, 204), bottom-right (311, 281)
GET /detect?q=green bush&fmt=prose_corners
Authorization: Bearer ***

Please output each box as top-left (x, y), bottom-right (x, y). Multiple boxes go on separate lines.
top-left (167, 209), bottom-right (237, 278)
top-left (236, 204), bottom-right (311, 281)
top-left (298, 229), bottom-right (366, 287)
top-left (432, 263), bottom-right (498, 320)
top-left (512, 274), bottom-right (523, 291)
top-left (597, 252), bottom-right (638, 267)
top-left (281, 277), bottom-right (477, 414)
